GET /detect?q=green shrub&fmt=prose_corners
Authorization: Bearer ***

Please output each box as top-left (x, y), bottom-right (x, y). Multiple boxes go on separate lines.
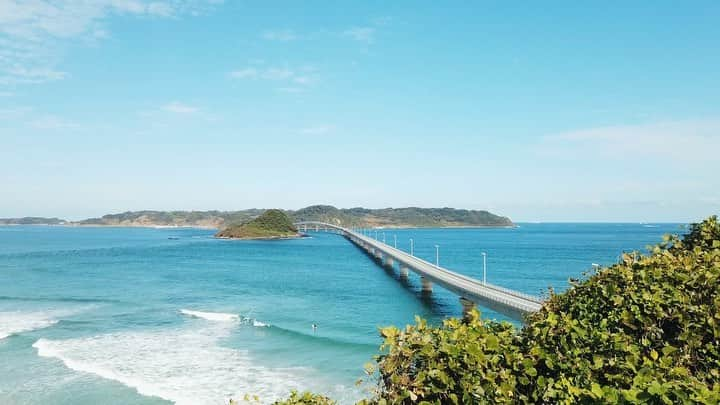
top-left (273, 390), bottom-right (336, 405)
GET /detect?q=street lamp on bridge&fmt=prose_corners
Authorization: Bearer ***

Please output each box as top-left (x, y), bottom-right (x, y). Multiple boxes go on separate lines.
top-left (409, 238), bottom-right (414, 256)
top-left (482, 252), bottom-right (487, 285)
top-left (435, 245), bottom-right (440, 267)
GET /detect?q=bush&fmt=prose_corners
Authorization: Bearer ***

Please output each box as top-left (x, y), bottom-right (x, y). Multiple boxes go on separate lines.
top-left (273, 390), bottom-right (336, 405)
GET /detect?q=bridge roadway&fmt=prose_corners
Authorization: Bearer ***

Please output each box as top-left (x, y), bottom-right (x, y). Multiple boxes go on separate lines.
top-left (295, 221), bottom-right (543, 320)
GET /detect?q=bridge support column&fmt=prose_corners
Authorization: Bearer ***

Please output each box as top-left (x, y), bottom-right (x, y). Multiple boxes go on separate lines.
top-left (385, 257), bottom-right (394, 268)
top-left (421, 277), bottom-right (432, 293)
top-left (400, 265), bottom-right (409, 278)
top-left (460, 297), bottom-right (476, 319)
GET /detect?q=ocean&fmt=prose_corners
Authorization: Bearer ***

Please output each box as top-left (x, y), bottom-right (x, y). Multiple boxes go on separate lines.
top-left (0, 223), bottom-right (683, 404)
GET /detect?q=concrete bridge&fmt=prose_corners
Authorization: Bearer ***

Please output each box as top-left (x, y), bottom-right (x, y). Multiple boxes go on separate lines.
top-left (295, 221), bottom-right (543, 320)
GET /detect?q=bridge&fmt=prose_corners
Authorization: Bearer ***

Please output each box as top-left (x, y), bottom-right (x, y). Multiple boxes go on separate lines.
top-left (295, 221), bottom-right (543, 320)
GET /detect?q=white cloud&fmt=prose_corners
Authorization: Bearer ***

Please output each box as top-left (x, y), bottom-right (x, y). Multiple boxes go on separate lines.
top-left (0, 0), bottom-right (223, 86)
top-left (342, 27), bottom-right (375, 43)
top-left (162, 101), bottom-right (198, 114)
top-left (31, 115), bottom-right (78, 130)
top-left (229, 68), bottom-right (258, 79)
top-left (0, 106), bottom-right (31, 119)
top-left (0, 66), bottom-right (67, 84)
top-left (261, 29), bottom-right (298, 41)
top-left (301, 125), bottom-right (334, 135)
top-left (276, 87), bottom-right (304, 94)
top-left (543, 119), bottom-right (720, 162)
top-left (229, 64), bottom-right (318, 91)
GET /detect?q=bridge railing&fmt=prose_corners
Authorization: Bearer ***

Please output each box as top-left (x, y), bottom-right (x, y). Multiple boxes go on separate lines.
top-left (296, 222), bottom-right (544, 311)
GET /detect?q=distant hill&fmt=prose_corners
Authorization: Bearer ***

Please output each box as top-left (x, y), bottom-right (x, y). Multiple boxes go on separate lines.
top-left (215, 209), bottom-right (299, 239)
top-left (75, 210), bottom-right (264, 228)
top-left (291, 205), bottom-right (513, 228)
top-left (0, 217), bottom-right (66, 225)
top-left (4, 205), bottom-right (513, 229)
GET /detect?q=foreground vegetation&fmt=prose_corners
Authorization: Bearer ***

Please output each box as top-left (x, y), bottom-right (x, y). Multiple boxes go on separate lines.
top-left (216, 209), bottom-right (299, 239)
top-left (274, 216), bottom-right (720, 404)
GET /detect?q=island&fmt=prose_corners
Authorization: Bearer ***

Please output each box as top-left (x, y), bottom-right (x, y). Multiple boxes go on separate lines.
top-left (2, 205), bottom-right (514, 229)
top-left (215, 209), bottom-right (301, 240)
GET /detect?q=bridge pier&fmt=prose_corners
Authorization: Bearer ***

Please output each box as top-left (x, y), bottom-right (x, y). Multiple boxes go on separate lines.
top-left (460, 297), bottom-right (476, 319)
top-left (421, 277), bottom-right (433, 293)
top-left (400, 265), bottom-right (409, 278)
top-left (385, 256), bottom-right (394, 268)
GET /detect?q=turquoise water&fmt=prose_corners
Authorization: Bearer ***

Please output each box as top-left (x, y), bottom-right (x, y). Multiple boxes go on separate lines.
top-left (0, 223), bottom-right (682, 404)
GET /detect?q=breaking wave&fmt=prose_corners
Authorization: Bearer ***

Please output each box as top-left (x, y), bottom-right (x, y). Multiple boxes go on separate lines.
top-left (0, 311), bottom-right (58, 340)
top-left (33, 322), bottom-right (316, 404)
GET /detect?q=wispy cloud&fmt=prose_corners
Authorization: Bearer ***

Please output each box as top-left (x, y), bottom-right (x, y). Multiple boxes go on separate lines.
top-left (261, 29), bottom-right (298, 41)
top-left (0, 106), bottom-right (32, 119)
top-left (342, 27), bottom-right (375, 43)
top-left (300, 125), bottom-right (334, 135)
top-left (162, 101), bottom-right (199, 114)
top-left (0, 0), bottom-right (224, 86)
top-left (229, 64), bottom-right (318, 91)
top-left (31, 115), bottom-right (79, 130)
top-left (341, 16), bottom-right (390, 44)
top-left (541, 119), bottom-right (720, 163)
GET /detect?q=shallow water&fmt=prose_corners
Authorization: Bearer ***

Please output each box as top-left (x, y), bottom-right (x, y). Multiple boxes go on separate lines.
top-left (0, 223), bottom-right (682, 404)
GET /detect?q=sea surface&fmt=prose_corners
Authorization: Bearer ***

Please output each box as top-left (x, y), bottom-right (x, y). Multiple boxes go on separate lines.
top-left (0, 223), bottom-right (683, 404)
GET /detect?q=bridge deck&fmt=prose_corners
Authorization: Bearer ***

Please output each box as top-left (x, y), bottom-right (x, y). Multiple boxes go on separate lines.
top-left (296, 222), bottom-right (543, 318)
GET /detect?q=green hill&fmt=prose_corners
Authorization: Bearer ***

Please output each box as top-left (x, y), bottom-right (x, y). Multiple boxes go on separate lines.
top-left (291, 205), bottom-right (513, 228)
top-left (10, 205), bottom-right (513, 229)
top-left (0, 217), bottom-right (66, 225)
top-left (215, 209), bottom-right (299, 239)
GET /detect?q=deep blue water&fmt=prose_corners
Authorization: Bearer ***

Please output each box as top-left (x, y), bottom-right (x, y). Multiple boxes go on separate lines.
top-left (0, 223), bottom-right (683, 404)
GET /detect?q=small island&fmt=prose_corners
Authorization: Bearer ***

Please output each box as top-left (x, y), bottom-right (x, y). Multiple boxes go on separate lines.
top-left (215, 209), bottom-right (301, 240)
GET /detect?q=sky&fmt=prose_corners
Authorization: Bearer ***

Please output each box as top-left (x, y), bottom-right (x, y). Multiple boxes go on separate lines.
top-left (1, 1), bottom-right (718, 222)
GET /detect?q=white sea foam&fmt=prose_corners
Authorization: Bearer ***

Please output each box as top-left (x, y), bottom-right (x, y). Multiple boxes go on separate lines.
top-left (33, 322), bottom-right (315, 405)
top-left (180, 309), bottom-right (239, 322)
top-left (180, 309), bottom-right (270, 328)
top-left (0, 311), bottom-right (59, 340)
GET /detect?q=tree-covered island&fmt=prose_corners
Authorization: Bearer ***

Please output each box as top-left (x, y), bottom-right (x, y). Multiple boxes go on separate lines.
top-left (215, 209), bottom-right (301, 240)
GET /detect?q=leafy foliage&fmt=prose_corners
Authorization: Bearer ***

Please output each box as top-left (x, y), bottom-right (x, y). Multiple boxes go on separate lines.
top-left (272, 390), bottom-right (336, 405)
top-left (216, 209), bottom-right (299, 239)
top-left (281, 216), bottom-right (720, 404)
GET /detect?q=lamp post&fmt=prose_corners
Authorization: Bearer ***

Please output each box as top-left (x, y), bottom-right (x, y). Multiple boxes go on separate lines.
top-left (482, 252), bottom-right (487, 285)
top-left (435, 245), bottom-right (440, 267)
top-left (394, 234), bottom-right (397, 248)
top-left (410, 238), bottom-right (414, 256)
top-left (382, 232), bottom-right (386, 244)
top-left (374, 230), bottom-right (378, 240)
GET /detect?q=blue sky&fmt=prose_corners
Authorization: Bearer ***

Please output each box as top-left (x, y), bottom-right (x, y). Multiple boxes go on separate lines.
top-left (1, 1), bottom-right (718, 222)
